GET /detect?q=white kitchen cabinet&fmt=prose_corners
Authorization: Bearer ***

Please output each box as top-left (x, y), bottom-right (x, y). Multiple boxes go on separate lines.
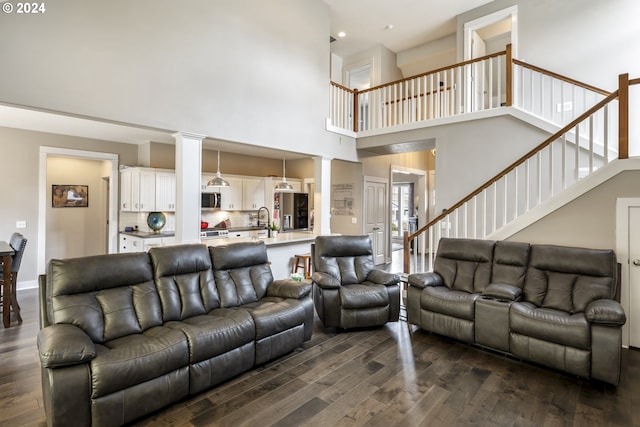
top-left (243, 178), bottom-right (265, 210)
top-left (201, 174), bottom-right (216, 192)
top-left (219, 177), bottom-right (243, 210)
top-left (120, 169), bottom-right (134, 211)
top-left (120, 168), bottom-right (156, 212)
top-left (136, 169), bottom-right (156, 212)
top-left (119, 234), bottom-right (145, 253)
top-left (119, 233), bottom-right (172, 253)
top-left (155, 171), bottom-right (176, 212)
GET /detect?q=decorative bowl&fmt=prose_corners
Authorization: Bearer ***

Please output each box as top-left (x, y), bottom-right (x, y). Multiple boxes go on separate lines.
top-left (147, 212), bottom-right (166, 233)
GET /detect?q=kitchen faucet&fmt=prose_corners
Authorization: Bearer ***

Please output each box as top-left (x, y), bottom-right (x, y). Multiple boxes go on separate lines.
top-left (257, 206), bottom-right (271, 238)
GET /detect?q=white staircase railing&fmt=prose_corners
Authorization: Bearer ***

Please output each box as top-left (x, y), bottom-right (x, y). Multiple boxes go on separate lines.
top-left (404, 75), bottom-right (638, 273)
top-left (329, 45), bottom-right (612, 135)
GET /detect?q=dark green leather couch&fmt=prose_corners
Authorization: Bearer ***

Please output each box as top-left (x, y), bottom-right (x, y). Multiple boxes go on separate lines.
top-left (407, 238), bottom-right (626, 385)
top-left (37, 241), bottom-right (313, 426)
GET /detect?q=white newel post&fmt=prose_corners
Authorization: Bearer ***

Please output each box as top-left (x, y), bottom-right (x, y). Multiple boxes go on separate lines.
top-left (173, 132), bottom-right (205, 244)
top-left (313, 156), bottom-right (332, 235)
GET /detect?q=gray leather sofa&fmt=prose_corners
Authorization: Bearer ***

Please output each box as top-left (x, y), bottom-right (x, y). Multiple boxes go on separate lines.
top-left (407, 238), bottom-right (626, 385)
top-left (37, 241), bottom-right (313, 427)
top-left (312, 235), bottom-right (400, 329)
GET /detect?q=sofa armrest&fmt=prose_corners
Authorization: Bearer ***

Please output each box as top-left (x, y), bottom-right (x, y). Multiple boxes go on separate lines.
top-left (37, 324), bottom-right (96, 368)
top-left (482, 283), bottom-right (522, 301)
top-left (407, 272), bottom-right (443, 289)
top-left (585, 299), bottom-right (627, 326)
top-left (366, 269), bottom-right (399, 286)
top-left (312, 271), bottom-right (341, 289)
top-left (267, 279), bottom-right (312, 299)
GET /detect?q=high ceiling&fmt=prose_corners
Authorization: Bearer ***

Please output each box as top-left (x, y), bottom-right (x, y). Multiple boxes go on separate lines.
top-left (326, 0), bottom-right (493, 58)
top-left (1, 1), bottom-right (494, 157)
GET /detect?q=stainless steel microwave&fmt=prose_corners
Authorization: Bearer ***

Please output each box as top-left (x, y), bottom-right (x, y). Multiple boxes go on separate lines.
top-left (201, 192), bottom-right (221, 209)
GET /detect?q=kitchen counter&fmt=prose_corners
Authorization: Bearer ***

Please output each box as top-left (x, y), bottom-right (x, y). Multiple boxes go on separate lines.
top-left (120, 230), bottom-right (175, 239)
top-left (203, 231), bottom-right (315, 247)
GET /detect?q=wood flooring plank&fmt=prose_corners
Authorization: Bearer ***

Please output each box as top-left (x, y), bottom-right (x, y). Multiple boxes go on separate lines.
top-left (4, 289), bottom-right (640, 427)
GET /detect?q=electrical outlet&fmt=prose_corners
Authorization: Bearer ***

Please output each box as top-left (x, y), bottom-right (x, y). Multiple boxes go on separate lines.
top-left (16, 220), bottom-right (26, 229)
top-left (351, 217), bottom-right (357, 224)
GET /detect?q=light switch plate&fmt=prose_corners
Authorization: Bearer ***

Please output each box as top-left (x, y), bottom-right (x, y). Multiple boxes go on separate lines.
top-left (16, 220), bottom-right (26, 229)
top-left (351, 217), bottom-right (357, 224)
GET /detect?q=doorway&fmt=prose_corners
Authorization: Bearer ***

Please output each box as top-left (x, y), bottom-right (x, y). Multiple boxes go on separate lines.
top-left (463, 6), bottom-right (517, 111)
top-left (364, 177), bottom-right (387, 265)
top-left (616, 198), bottom-right (640, 348)
top-left (38, 147), bottom-right (119, 274)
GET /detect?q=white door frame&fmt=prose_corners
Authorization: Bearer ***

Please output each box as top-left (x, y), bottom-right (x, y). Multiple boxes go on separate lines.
top-left (616, 197), bottom-right (640, 348)
top-left (363, 175), bottom-right (389, 264)
top-left (390, 164), bottom-right (428, 236)
top-left (38, 146), bottom-right (119, 274)
top-left (463, 5), bottom-right (518, 61)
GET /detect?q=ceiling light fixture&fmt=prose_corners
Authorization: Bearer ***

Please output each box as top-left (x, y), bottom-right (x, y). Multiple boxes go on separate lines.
top-left (274, 155), bottom-right (294, 192)
top-left (207, 145), bottom-right (230, 188)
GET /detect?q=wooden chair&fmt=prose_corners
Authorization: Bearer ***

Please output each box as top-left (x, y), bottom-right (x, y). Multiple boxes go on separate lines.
top-left (0, 233), bottom-right (27, 323)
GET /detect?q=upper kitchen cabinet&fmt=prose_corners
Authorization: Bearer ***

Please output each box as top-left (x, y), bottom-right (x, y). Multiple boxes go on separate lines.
top-left (120, 168), bottom-right (156, 212)
top-left (120, 167), bottom-right (176, 212)
top-left (243, 178), bottom-right (265, 210)
top-left (219, 177), bottom-right (243, 210)
top-left (155, 171), bottom-right (176, 212)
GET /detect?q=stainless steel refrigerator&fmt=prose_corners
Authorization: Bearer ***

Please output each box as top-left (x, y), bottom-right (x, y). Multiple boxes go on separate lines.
top-left (280, 192), bottom-right (309, 231)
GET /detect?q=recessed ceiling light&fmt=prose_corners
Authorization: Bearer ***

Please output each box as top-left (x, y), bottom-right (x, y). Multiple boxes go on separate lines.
top-left (385, 24), bottom-right (394, 30)
top-left (338, 31), bottom-right (346, 38)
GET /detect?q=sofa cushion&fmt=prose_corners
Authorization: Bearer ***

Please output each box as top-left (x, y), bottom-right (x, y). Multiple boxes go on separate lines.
top-left (48, 253), bottom-right (162, 343)
top-left (241, 297), bottom-right (307, 340)
top-left (210, 242), bottom-right (275, 306)
top-left (433, 238), bottom-right (494, 293)
top-left (314, 235), bottom-right (375, 285)
top-left (339, 284), bottom-right (389, 309)
top-left (150, 244), bottom-right (220, 321)
top-left (524, 244), bottom-right (617, 312)
top-left (491, 241), bottom-right (530, 288)
top-left (165, 308), bottom-right (255, 364)
top-left (420, 286), bottom-right (480, 321)
top-left (90, 326), bottom-right (189, 398)
top-left (510, 302), bottom-right (590, 350)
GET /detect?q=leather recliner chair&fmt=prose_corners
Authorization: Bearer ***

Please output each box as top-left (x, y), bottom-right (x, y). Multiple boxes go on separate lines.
top-left (312, 235), bottom-right (400, 329)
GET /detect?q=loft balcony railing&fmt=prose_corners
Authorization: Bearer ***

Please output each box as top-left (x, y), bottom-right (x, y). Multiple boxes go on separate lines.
top-left (403, 74), bottom-right (637, 274)
top-left (328, 47), bottom-right (636, 275)
top-left (329, 45), bottom-right (611, 134)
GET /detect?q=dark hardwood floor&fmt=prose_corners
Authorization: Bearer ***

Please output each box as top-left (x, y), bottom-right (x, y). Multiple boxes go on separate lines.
top-left (2, 288), bottom-right (640, 426)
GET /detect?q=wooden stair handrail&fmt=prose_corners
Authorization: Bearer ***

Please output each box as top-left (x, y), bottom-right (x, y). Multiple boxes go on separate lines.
top-left (406, 90), bottom-right (619, 244)
top-left (512, 59), bottom-right (610, 96)
top-left (357, 50), bottom-right (508, 95)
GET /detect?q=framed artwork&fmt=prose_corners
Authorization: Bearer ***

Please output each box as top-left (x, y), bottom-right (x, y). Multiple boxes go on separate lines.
top-left (52, 185), bottom-right (89, 208)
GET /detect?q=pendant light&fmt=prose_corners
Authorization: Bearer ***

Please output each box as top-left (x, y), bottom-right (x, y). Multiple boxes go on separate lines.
top-left (207, 146), bottom-right (230, 187)
top-left (274, 155), bottom-right (294, 192)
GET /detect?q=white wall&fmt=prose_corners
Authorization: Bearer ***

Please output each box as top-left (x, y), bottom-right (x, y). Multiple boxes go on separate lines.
top-left (0, 0), bottom-right (358, 162)
top-left (457, 0), bottom-right (640, 91)
top-left (46, 157), bottom-right (110, 260)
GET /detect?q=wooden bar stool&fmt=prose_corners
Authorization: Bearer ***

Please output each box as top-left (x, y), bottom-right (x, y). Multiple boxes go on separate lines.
top-left (292, 254), bottom-right (312, 279)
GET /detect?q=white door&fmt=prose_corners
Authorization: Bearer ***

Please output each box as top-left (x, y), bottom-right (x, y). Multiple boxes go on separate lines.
top-left (471, 31), bottom-right (487, 111)
top-left (365, 179), bottom-right (387, 265)
top-left (629, 206), bottom-right (640, 347)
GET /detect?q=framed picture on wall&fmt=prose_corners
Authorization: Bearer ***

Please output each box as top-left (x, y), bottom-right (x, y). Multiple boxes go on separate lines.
top-left (52, 185), bottom-right (89, 208)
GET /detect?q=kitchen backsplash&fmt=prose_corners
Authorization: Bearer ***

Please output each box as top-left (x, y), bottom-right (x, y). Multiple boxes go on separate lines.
top-left (120, 210), bottom-right (268, 232)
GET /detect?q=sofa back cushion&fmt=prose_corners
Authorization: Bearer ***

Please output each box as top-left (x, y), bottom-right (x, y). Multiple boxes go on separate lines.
top-left (433, 238), bottom-right (494, 293)
top-left (209, 241), bottom-right (274, 307)
top-left (46, 252), bottom-right (161, 343)
top-left (313, 235), bottom-right (374, 285)
top-left (524, 244), bottom-right (618, 313)
top-left (491, 241), bottom-right (530, 288)
top-left (149, 244), bottom-right (219, 321)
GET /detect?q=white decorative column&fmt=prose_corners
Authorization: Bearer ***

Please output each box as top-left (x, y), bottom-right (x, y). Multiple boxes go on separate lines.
top-left (173, 132), bottom-right (205, 244)
top-left (313, 156), bottom-right (332, 235)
